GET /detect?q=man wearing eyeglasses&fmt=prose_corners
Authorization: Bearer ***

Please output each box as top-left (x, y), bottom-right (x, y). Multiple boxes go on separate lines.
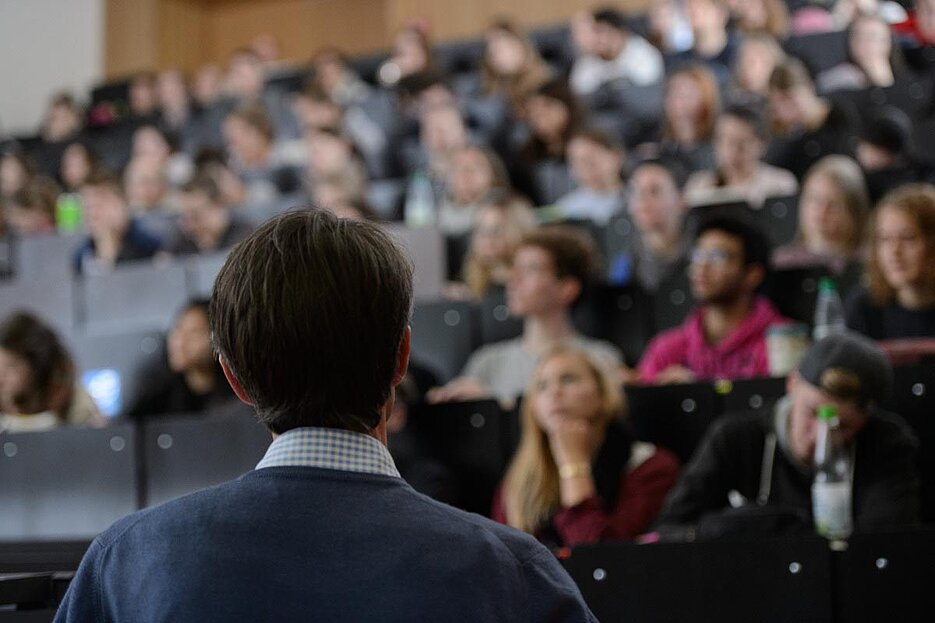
top-left (637, 215), bottom-right (789, 384)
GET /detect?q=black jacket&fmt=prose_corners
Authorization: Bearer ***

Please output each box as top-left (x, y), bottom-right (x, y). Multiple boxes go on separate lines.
top-left (654, 404), bottom-right (920, 539)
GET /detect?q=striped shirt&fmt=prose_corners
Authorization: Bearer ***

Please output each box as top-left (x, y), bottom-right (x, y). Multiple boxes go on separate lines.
top-left (256, 427), bottom-right (400, 478)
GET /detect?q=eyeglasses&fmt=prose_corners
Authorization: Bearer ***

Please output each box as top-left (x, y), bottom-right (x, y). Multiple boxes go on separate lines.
top-left (690, 248), bottom-right (734, 266)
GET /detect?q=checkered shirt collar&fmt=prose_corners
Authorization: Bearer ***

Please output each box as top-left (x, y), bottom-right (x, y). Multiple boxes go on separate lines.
top-left (255, 427), bottom-right (400, 478)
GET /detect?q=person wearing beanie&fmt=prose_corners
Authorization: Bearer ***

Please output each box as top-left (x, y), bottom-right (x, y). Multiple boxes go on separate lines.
top-left (653, 332), bottom-right (920, 540)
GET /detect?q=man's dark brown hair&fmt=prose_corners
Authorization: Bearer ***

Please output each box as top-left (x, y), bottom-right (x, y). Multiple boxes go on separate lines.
top-left (81, 168), bottom-right (125, 199)
top-left (210, 209), bottom-right (413, 434)
top-left (519, 226), bottom-right (599, 300)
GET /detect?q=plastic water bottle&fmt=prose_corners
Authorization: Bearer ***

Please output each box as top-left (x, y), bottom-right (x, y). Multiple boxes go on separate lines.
top-left (404, 171), bottom-right (436, 228)
top-left (811, 405), bottom-right (853, 540)
top-left (56, 193), bottom-right (83, 233)
top-left (813, 277), bottom-right (847, 341)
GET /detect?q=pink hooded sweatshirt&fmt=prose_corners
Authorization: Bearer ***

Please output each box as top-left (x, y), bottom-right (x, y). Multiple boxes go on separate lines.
top-left (638, 297), bottom-right (789, 383)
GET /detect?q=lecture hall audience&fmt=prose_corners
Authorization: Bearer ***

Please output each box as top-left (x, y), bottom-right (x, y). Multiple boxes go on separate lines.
top-left (2, 0), bottom-right (935, 561)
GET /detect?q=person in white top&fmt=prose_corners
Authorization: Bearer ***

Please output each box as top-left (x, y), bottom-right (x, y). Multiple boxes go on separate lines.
top-left (685, 103), bottom-right (798, 209)
top-left (429, 226), bottom-right (623, 407)
top-left (570, 8), bottom-right (665, 95)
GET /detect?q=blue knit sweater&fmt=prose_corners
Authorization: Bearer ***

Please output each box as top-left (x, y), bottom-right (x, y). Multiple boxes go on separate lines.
top-left (54, 466), bottom-right (596, 622)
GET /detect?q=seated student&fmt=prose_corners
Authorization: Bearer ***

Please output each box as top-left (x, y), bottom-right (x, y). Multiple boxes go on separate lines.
top-left (127, 300), bottom-right (236, 418)
top-left (492, 348), bottom-right (680, 547)
top-left (0, 312), bottom-right (103, 432)
top-left (429, 226), bottom-right (623, 407)
top-left (5, 179), bottom-right (59, 236)
top-left (728, 33), bottom-right (787, 108)
top-left (638, 216), bottom-right (789, 384)
top-left (846, 184), bottom-right (935, 341)
top-left (571, 7), bottom-right (664, 96)
top-left (510, 79), bottom-right (586, 206)
top-left (447, 196), bottom-right (538, 301)
top-left (556, 128), bottom-right (627, 226)
top-left (435, 145), bottom-right (511, 237)
top-left (124, 156), bottom-right (176, 239)
top-left (624, 158), bottom-right (691, 292)
top-left (569, 8), bottom-right (665, 125)
top-left (684, 104), bottom-right (798, 209)
top-left (765, 58), bottom-right (859, 180)
top-left (72, 169), bottom-right (162, 275)
top-left (816, 13), bottom-right (905, 93)
top-left (0, 152), bottom-right (34, 205)
top-left (163, 176), bottom-right (253, 256)
top-left (651, 64), bottom-right (719, 175)
top-left (773, 155), bottom-right (869, 273)
top-left (222, 103), bottom-right (301, 206)
top-left (653, 333), bottom-right (919, 540)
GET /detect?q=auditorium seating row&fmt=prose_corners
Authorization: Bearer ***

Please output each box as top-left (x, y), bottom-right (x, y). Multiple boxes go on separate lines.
top-left (2, 361), bottom-right (926, 544)
top-left (563, 528), bottom-right (935, 623)
top-left (410, 361), bottom-right (935, 520)
top-left (0, 223), bottom-right (446, 337)
top-left (2, 528), bottom-right (933, 622)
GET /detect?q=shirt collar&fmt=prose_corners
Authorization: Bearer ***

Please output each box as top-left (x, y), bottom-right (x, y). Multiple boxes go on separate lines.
top-left (255, 427), bottom-right (400, 478)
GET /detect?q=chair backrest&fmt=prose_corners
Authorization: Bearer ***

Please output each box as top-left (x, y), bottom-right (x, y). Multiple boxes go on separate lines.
top-left (0, 276), bottom-right (77, 336)
top-left (13, 233), bottom-right (85, 281)
top-left (651, 270), bottom-right (694, 334)
top-left (0, 425), bottom-right (138, 540)
top-left (409, 399), bottom-right (512, 514)
top-left (564, 537), bottom-right (833, 623)
top-left (0, 236), bottom-right (13, 280)
top-left (478, 286), bottom-right (523, 346)
top-left (761, 195), bottom-right (799, 248)
top-left (65, 329), bottom-right (165, 418)
top-left (80, 260), bottom-right (188, 335)
top-left (410, 300), bottom-right (478, 383)
top-left (766, 266), bottom-right (831, 329)
top-left (625, 382), bottom-right (720, 464)
top-left (142, 414), bottom-right (271, 508)
top-left (184, 251), bottom-right (230, 299)
top-left (573, 283), bottom-right (652, 367)
top-left (719, 376), bottom-right (787, 414)
top-left (886, 362), bottom-right (935, 523)
top-left (384, 224), bottom-right (446, 303)
top-left (784, 30), bottom-right (849, 75)
top-left (834, 528), bottom-right (935, 623)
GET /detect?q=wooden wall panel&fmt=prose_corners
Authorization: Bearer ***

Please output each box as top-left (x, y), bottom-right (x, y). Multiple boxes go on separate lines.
top-left (159, 0), bottom-right (209, 73)
top-left (106, 0), bottom-right (656, 78)
top-left (105, 0), bottom-right (160, 77)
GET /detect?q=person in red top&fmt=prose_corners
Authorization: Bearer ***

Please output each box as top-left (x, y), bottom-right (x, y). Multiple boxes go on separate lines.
top-left (638, 215), bottom-right (789, 384)
top-left (492, 348), bottom-right (679, 547)
top-left (893, 0), bottom-right (935, 46)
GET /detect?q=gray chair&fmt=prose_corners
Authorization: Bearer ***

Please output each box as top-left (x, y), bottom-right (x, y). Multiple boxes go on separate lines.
top-left (11, 232), bottom-right (84, 283)
top-left (411, 300), bottom-right (478, 383)
top-left (0, 425), bottom-right (138, 540)
top-left (0, 277), bottom-right (77, 335)
top-left (143, 415), bottom-right (271, 508)
top-left (80, 260), bottom-right (188, 335)
top-left (185, 251), bottom-right (230, 298)
top-left (384, 224), bottom-right (446, 303)
top-left (66, 329), bottom-right (165, 418)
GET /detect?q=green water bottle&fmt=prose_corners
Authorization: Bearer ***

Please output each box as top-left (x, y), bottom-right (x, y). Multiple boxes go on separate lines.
top-left (56, 193), bottom-right (83, 233)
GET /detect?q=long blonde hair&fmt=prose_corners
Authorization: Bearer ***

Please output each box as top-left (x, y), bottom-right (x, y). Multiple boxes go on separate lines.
top-left (797, 155), bottom-right (870, 253)
top-left (502, 348), bottom-right (625, 534)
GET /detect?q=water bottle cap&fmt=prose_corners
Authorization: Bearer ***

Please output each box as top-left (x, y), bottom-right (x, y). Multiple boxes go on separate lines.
top-left (818, 277), bottom-right (837, 292)
top-left (817, 405), bottom-right (838, 421)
